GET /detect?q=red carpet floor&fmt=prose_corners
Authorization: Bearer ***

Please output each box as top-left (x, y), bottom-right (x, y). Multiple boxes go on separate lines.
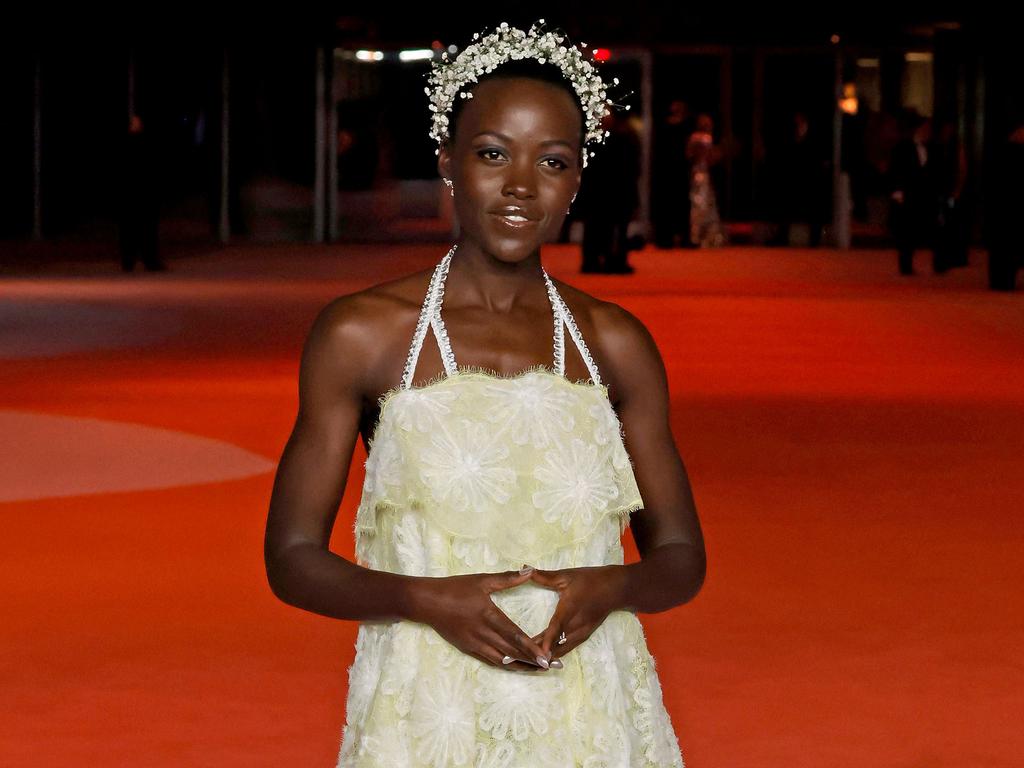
top-left (1, 243), bottom-right (1021, 766)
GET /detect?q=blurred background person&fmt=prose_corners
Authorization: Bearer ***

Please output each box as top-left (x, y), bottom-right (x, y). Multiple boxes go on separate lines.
top-left (985, 117), bottom-right (1024, 291)
top-left (686, 113), bottom-right (728, 248)
top-left (118, 113), bottom-right (165, 272)
top-left (653, 98), bottom-right (695, 249)
top-left (578, 109), bottom-right (641, 274)
top-left (769, 110), bottom-right (829, 247)
top-left (934, 117), bottom-right (970, 270)
top-left (887, 111), bottom-right (941, 276)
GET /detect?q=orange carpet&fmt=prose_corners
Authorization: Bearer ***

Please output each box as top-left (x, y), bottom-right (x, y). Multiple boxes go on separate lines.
top-left (1, 243), bottom-right (1021, 766)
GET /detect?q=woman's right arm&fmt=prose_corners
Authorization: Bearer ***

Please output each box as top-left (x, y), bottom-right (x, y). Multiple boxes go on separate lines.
top-left (263, 295), bottom-right (418, 623)
top-left (263, 294), bottom-right (560, 671)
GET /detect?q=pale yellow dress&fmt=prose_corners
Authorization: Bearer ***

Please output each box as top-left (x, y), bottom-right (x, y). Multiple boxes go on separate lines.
top-left (337, 245), bottom-right (686, 767)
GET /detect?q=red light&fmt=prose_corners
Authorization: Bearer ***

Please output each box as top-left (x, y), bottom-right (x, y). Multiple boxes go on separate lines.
top-left (592, 48), bottom-right (611, 61)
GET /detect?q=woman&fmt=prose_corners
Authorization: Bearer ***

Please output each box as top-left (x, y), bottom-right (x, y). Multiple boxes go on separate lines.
top-left (686, 113), bottom-right (728, 248)
top-left (264, 20), bottom-right (705, 766)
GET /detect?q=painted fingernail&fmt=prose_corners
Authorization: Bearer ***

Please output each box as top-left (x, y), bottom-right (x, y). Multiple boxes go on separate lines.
top-left (549, 659), bottom-right (563, 669)
top-left (535, 655), bottom-right (550, 669)
top-left (519, 565), bottom-right (534, 575)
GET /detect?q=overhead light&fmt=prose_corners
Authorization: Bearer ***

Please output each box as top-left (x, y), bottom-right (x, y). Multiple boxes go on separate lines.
top-left (399, 49), bottom-right (434, 61)
top-left (355, 50), bottom-right (384, 62)
top-left (905, 52), bottom-right (933, 63)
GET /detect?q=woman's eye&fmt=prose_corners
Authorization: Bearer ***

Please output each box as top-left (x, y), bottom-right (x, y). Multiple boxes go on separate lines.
top-left (478, 149), bottom-right (504, 161)
top-left (544, 158), bottom-right (569, 170)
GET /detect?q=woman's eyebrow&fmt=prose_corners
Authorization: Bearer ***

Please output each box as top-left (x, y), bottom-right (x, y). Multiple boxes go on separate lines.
top-left (473, 130), bottom-right (573, 148)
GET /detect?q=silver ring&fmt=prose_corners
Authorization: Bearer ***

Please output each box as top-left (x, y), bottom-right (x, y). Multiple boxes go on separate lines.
top-left (557, 632), bottom-right (567, 645)
top-left (501, 655), bottom-right (514, 665)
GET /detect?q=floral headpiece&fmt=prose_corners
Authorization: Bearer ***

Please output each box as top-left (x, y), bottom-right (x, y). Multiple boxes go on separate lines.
top-left (424, 19), bottom-right (630, 168)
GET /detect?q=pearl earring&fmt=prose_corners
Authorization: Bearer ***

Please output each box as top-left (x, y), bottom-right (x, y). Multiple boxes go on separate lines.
top-left (443, 177), bottom-right (454, 197)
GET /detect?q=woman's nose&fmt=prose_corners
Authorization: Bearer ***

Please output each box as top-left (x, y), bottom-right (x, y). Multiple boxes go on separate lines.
top-left (502, 164), bottom-right (536, 198)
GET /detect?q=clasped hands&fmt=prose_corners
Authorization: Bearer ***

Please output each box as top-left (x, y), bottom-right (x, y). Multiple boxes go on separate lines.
top-left (508, 563), bottom-right (626, 672)
top-left (409, 562), bottom-right (626, 674)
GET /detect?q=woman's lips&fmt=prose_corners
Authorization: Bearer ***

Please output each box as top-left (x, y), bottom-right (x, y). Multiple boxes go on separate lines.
top-left (492, 213), bottom-right (539, 229)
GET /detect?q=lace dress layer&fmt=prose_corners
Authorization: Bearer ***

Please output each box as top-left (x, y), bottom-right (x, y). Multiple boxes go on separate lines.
top-left (337, 244), bottom-right (686, 767)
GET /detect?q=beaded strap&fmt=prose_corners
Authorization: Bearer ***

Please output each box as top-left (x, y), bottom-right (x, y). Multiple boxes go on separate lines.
top-left (543, 271), bottom-right (567, 377)
top-left (546, 277), bottom-right (602, 386)
top-left (401, 244), bottom-right (457, 390)
top-left (430, 247), bottom-right (459, 377)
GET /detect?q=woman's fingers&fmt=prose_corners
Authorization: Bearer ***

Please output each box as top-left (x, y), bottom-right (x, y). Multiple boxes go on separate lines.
top-left (468, 648), bottom-right (536, 672)
top-left (486, 611), bottom-right (551, 668)
top-left (481, 628), bottom-right (551, 671)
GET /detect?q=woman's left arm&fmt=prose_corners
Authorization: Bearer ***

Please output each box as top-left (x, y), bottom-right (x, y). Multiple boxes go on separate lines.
top-left (529, 301), bottom-right (706, 660)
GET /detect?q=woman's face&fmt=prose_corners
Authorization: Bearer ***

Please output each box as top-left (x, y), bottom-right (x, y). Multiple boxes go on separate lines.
top-left (438, 77), bottom-right (583, 263)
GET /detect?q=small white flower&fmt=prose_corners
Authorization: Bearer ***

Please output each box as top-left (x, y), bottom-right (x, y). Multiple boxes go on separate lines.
top-left (424, 19), bottom-right (624, 169)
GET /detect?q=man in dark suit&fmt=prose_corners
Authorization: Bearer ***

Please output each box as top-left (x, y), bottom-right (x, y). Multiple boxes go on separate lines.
top-left (769, 110), bottom-right (830, 247)
top-left (888, 113), bottom-right (942, 275)
top-left (578, 110), bottom-right (641, 274)
top-left (986, 119), bottom-right (1024, 291)
top-left (653, 99), bottom-right (695, 249)
top-left (119, 113), bottom-right (166, 272)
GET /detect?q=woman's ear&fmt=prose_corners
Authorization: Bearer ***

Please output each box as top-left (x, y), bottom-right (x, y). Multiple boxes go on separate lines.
top-left (438, 142), bottom-right (452, 182)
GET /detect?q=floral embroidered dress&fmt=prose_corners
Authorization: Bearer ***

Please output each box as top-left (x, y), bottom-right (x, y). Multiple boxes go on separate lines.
top-left (337, 245), bottom-right (686, 767)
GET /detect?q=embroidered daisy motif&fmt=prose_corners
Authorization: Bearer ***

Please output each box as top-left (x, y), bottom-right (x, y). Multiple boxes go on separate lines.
top-left (580, 514), bottom-right (623, 563)
top-left (353, 718), bottom-right (413, 766)
top-left (474, 741), bottom-right (517, 768)
top-left (410, 667), bottom-right (477, 767)
top-left (451, 536), bottom-right (501, 570)
top-left (632, 671), bottom-right (685, 767)
top-left (579, 625), bottom-right (628, 718)
top-left (584, 720), bottom-right (631, 768)
top-left (362, 422), bottom-right (403, 498)
top-left (588, 398), bottom-right (621, 447)
top-left (379, 624), bottom-right (422, 717)
top-left (608, 436), bottom-right (632, 472)
top-left (480, 374), bottom-right (576, 448)
top-left (392, 512), bottom-right (427, 576)
top-left (532, 437), bottom-right (620, 531)
top-left (389, 384), bottom-right (460, 433)
top-left (419, 418), bottom-right (516, 513)
top-left (344, 626), bottom-right (386, 729)
top-left (473, 660), bottom-right (565, 741)
top-left (530, 724), bottom-right (577, 767)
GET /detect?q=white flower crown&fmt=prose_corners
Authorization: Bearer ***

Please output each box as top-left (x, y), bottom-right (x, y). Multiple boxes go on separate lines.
top-left (424, 19), bottom-right (629, 169)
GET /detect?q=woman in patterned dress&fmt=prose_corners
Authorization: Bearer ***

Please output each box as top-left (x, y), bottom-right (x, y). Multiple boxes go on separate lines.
top-left (686, 113), bottom-right (728, 248)
top-left (264, 38), bottom-right (706, 767)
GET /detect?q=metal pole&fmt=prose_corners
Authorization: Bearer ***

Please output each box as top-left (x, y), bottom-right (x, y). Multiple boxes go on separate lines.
top-left (219, 45), bottom-right (230, 244)
top-left (327, 47), bottom-right (338, 242)
top-left (639, 47), bottom-right (653, 240)
top-left (32, 50), bottom-right (42, 240)
top-left (832, 45), bottom-right (850, 249)
top-left (313, 44), bottom-right (326, 243)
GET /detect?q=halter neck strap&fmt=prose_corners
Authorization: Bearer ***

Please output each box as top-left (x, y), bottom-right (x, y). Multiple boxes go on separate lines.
top-left (401, 244), bottom-right (602, 390)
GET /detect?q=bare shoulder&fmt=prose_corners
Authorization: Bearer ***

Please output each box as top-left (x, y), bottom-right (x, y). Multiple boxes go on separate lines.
top-left (549, 278), bottom-right (664, 407)
top-left (303, 268), bottom-right (433, 405)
